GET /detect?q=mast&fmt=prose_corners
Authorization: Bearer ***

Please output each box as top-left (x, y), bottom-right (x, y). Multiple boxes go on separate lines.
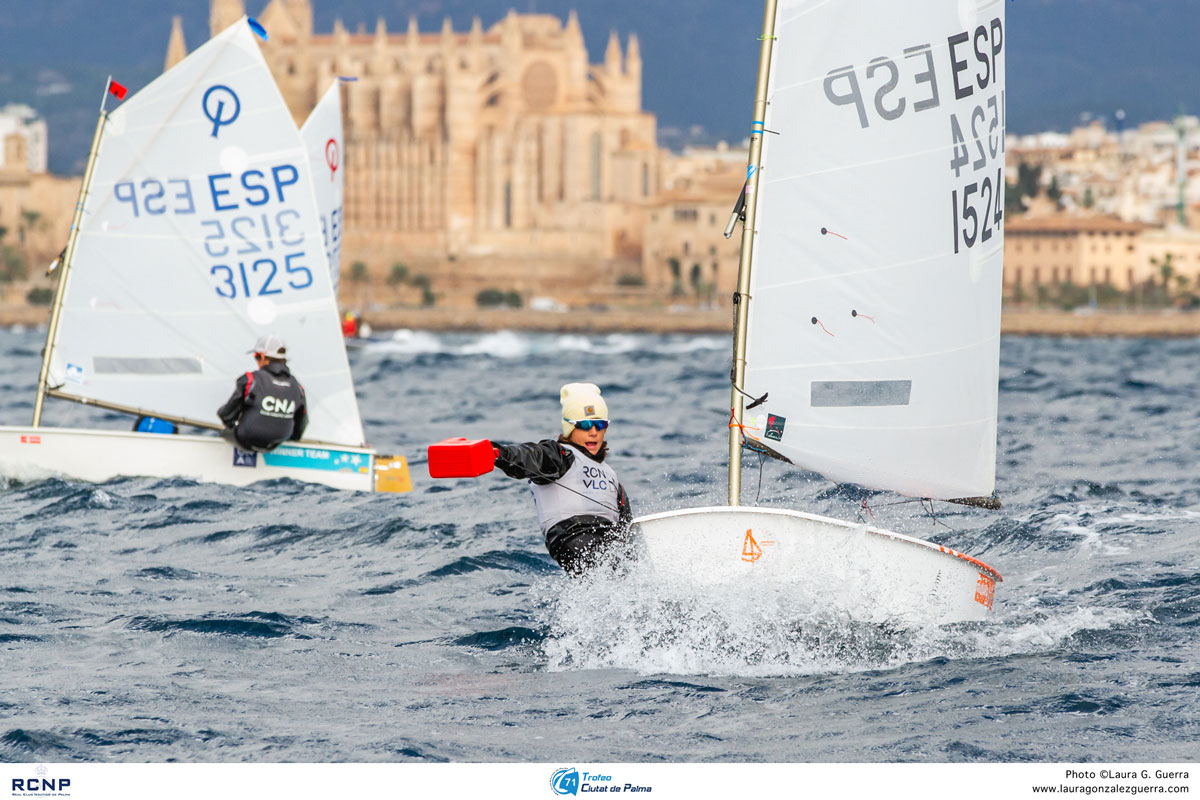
top-left (31, 85), bottom-right (112, 426)
top-left (728, 0), bottom-right (779, 505)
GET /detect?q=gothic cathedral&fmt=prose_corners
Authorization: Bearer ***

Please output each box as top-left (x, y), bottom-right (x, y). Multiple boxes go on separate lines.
top-left (169, 0), bottom-right (659, 276)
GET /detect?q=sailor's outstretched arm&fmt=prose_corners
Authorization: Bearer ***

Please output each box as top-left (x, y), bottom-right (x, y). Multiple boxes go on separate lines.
top-left (493, 440), bottom-right (573, 484)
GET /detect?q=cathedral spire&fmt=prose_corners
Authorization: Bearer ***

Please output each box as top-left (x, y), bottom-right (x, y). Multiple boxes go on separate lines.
top-left (333, 17), bottom-right (349, 58)
top-left (605, 30), bottom-right (623, 74)
top-left (285, 0), bottom-right (313, 40)
top-left (165, 16), bottom-right (187, 72)
top-left (441, 16), bottom-right (455, 72)
top-left (373, 16), bottom-right (389, 72)
top-left (626, 33), bottom-right (641, 76)
top-left (565, 9), bottom-right (582, 43)
top-left (501, 8), bottom-right (520, 51)
top-left (406, 15), bottom-right (419, 59)
top-left (210, 0), bottom-right (245, 38)
top-left (469, 16), bottom-right (483, 68)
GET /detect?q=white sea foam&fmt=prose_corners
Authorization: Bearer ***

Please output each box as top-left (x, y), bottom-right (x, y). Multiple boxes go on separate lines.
top-left (536, 549), bottom-right (1155, 678)
top-left (362, 329), bottom-right (444, 354)
top-left (356, 330), bottom-right (727, 359)
top-left (538, 557), bottom-right (956, 678)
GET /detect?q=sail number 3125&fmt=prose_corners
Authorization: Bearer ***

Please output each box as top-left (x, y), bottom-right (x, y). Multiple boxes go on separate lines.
top-left (202, 212), bottom-right (314, 298)
top-left (210, 252), bottom-right (312, 299)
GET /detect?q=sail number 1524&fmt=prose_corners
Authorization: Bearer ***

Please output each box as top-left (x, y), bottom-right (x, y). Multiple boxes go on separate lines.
top-left (951, 168), bottom-right (1003, 254)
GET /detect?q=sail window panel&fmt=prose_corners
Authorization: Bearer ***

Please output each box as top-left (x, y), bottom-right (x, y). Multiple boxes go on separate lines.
top-left (811, 380), bottom-right (912, 407)
top-left (93, 357), bottom-right (203, 375)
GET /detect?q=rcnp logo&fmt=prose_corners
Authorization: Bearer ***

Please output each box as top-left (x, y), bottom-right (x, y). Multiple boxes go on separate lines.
top-left (550, 767), bottom-right (579, 796)
top-left (11, 764), bottom-right (71, 796)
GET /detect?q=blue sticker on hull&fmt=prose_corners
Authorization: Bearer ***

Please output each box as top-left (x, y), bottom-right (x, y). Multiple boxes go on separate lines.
top-left (233, 448), bottom-right (258, 467)
top-left (262, 445), bottom-right (369, 473)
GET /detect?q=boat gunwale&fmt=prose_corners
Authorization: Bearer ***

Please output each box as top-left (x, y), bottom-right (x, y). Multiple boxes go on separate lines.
top-left (632, 505), bottom-right (1003, 582)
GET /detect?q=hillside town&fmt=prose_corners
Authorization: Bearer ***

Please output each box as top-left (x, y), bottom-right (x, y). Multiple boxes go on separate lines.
top-left (2, 3), bottom-right (1200, 326)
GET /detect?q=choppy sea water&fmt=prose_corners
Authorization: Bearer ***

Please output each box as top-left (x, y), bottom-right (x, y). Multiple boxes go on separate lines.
top-left (1, 326), bottom-right (1198, 763)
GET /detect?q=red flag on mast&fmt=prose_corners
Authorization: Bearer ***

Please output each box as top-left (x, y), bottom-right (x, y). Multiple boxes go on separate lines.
top-left (107, 79), bottom-right (127, 101)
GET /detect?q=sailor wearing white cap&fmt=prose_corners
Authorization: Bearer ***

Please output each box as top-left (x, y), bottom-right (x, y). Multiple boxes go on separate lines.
top-left (493, 383), bottom-right (633, 574)
top-left (217, 333), bottom-right (308, 451)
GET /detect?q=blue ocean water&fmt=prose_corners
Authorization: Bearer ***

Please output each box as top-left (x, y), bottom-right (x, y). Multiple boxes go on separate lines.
top-left (1, 326), bottom-right (1198, 762)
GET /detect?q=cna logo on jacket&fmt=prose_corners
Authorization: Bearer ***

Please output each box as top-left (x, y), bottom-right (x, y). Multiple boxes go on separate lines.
top-left (10, 764), bottom-right (72, 797)
top-left (550, 768), bottom-right (579, 796)
top-left (261, 396), bottom-right (296, 416)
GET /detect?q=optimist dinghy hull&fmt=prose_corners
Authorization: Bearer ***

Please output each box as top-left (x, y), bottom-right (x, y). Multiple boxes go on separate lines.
top-left (0, 425), bottom-right (379, 492)
top-left (632, 506), bottom-right (1001, 625)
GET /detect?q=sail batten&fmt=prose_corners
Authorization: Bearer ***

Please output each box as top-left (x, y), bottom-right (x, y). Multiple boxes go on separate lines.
top-left (47, 18), bottom-right (364, 447)
top-left (742, 0), bottom-right (1005, 501)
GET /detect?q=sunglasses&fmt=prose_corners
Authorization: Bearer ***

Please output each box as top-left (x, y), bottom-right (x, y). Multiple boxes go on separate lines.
top-left (565, 418), bottom-right (609, 432)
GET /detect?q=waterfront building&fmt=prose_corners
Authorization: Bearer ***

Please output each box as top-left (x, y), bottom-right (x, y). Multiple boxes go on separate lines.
top-left (642, 142), bottom-right (743, 306)
top-left (0, 104), bottom-right (48, 174)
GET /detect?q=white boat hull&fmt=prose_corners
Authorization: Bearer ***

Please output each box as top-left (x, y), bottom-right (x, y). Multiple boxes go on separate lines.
top-left (0, 426), bottom-right (379, 492)
top-left (631, 506), bottom-right (1001, 625)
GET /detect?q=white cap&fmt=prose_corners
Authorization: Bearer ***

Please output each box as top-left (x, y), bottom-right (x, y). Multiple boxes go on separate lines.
top-left (560, 382), bottom-right (608, 436)
top-left (248, 333), bottom-right (287, 360)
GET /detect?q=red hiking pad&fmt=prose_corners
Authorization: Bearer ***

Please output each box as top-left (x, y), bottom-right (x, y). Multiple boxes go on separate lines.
top-left (427, 438), bottom-right (496, 478)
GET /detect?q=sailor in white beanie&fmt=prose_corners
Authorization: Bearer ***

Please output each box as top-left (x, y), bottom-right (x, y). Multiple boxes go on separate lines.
top-left (217, 333), bottom-right (308, 451)
top-left (493, 382), bottom-right (633, 574)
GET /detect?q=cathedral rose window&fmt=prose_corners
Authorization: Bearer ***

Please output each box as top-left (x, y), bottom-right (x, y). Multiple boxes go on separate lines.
top-left (521, 61), bottom-right (558, 110)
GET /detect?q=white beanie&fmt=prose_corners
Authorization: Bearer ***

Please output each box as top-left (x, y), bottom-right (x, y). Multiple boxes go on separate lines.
top-left (560, 382), bottom-right (608, 436)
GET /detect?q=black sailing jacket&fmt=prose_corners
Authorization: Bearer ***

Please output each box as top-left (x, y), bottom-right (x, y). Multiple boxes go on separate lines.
top-left (217, 361), bottom-right (308, 451)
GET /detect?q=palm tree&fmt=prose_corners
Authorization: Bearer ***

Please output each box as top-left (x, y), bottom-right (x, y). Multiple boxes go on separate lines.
top-left (1150, 253), bottom-right (1176, 301)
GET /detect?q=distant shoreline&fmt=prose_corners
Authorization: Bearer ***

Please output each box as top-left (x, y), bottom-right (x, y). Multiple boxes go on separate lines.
top-left (4, 305), bottom-right (1200, 338)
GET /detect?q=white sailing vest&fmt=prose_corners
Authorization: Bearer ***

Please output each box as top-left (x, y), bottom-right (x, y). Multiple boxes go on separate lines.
top-left (530, 451), bottom-right (620, 534)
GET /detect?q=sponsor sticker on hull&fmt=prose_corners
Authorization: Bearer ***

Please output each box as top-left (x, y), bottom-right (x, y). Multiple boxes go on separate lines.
top-left (263, 446), bottom-right (369, 473)
top-left (974, 573), bottom-right (996, 608)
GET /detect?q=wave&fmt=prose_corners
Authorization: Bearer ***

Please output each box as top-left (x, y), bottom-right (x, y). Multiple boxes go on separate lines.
top-left (450, 625), bottom-right (544, 650)
top-left (123, 611), bottom-right (319, 639)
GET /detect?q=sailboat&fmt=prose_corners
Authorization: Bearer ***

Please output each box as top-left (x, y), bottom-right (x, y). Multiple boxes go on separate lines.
top-left (300, 80), bottom-right (345, 299)
top-left (632, 0), bottom-right (1005, 623)
top-left (0, 17), bottom-right (410, 493)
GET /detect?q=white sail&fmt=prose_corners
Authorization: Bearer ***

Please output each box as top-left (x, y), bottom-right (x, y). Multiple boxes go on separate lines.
top-left (300, 81), bottom-right (345, 297)
top-left (741, 0), bottom-right (1005, 500)
top-left (48, 18), bottom-right (365, 447)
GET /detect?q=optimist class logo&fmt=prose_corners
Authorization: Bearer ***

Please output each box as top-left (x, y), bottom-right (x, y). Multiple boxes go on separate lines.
top-left (202, 85), bottom-right (241, 138)
top-left (325, 138), bottom-right (340, 181)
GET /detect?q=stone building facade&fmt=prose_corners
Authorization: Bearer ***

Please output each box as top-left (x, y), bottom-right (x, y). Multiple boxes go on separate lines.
top-left (1004, 215), bottom-right (1150, 293)
top-left (0, 104), bottom-right (48, 174)
top-left (642, 142), bottom-right (744, 306)
top-left (171, 0), bottom-right (660, 302)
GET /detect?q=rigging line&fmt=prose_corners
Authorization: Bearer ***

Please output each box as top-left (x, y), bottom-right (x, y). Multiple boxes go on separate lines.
top-left (731, 382), bottom-right (768, 410)
top-left (921, 498), bottom-right (962, 534)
